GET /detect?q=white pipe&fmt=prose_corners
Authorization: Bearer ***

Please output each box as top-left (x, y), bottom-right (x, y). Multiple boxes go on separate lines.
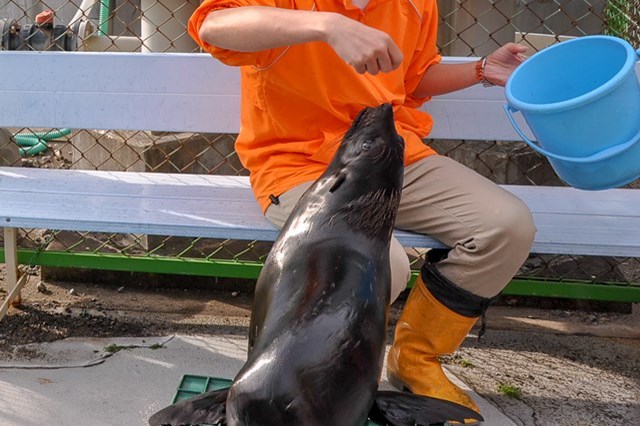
top-left (69, 0), bottom-right (99, 26)
top-left (84, 35), bottom-right (142, 52)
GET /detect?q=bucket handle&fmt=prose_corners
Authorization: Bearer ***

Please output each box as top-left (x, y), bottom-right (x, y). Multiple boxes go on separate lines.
top-left (504, 105), bottom-right (640, 164)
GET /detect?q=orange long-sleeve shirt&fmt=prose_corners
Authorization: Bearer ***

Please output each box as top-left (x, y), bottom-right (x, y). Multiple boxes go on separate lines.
top-left (189, 0), bottom-right (441, 212)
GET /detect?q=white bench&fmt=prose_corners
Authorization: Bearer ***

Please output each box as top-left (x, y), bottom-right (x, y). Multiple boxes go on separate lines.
top-left (1, 51), bottom-right (640, 320)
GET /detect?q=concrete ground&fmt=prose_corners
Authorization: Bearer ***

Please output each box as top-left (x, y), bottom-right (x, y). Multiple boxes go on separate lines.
top-left (1, 273), bottom-right (639, 425)
top-left (0, 335), bottom-right (516, 425)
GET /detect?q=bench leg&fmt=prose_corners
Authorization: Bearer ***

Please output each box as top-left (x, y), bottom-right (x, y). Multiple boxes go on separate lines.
top-left (0, 228), bottom-right (26, 322)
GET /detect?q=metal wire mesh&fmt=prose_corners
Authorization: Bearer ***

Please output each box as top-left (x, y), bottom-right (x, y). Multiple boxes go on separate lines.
top-left (604, 0), bottom-right (640, 44)
top-left (1, 0), bottom-right (639, 289)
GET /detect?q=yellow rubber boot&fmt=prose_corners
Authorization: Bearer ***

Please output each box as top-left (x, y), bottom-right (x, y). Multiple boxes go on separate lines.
top-left (387, 275), bottom-right (481, 423)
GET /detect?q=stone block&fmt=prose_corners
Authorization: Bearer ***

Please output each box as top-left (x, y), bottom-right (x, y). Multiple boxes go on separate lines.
top-left (429, 139), bottom-right (564, 186)
top-left (0, 128), bottom-right (20, 167)
top-left (71, 130), bottom-right (153, 172)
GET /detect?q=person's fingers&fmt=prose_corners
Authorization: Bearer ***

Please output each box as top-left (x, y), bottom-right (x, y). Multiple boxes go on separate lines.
top-left (376, 54), bottom-right (393, 73)
top-left (388, 43), bottom-right (404, 70)
top-left (505, 42), bottom-right (529, 54)
top-left (500, 44), bottom-right (528, 63)
top-left (353, 62), bottom-right (367, 74)
top-left (365, 58), bottom-right (380, 75)
top-left (327, 21), bottom-right (402, 74)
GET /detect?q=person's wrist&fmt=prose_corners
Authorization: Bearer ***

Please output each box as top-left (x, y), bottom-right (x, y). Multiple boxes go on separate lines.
top-left (475, 57), bottom-right (496, 87)
top-left (316, 12), bottom-right (342, 44)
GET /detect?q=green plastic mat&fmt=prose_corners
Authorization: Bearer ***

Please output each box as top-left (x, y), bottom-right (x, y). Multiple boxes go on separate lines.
top-left (173, 375), bottom-right (380, 425)
top-left (173, 375), bottom-right (234, 403)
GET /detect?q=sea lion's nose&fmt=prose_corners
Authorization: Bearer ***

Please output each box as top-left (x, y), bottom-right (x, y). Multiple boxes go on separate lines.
top-left (378, 103), bottom-right (392, 115)
top-left (374, 103), bottom-right (395, 132)
top-left (376, 103), bottom-right (394, 122)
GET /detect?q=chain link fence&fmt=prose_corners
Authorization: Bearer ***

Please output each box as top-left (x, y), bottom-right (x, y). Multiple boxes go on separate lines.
top-left (1, 0), bottom-right (639, 291)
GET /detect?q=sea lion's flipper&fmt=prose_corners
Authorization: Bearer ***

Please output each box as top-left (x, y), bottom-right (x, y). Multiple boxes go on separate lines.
top-left (369, 390), bottom-right (484, 425)
top-left (148, 388), bottom-right (228, 426)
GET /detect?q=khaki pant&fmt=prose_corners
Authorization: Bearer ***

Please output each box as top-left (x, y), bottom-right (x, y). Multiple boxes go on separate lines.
top-left (265, 155), bottom-right (536, 302)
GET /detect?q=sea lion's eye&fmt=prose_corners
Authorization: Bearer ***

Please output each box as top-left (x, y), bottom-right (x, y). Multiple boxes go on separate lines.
top-left (362, 140), bottom-right (373, 151)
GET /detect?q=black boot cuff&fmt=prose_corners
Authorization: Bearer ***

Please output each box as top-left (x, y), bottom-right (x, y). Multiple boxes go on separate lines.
top-left (420, 263), bottom-right (494, 318)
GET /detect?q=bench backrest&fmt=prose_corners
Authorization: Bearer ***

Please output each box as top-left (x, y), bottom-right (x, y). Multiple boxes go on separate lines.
top-left (0, 51), bottom-right (544, 141)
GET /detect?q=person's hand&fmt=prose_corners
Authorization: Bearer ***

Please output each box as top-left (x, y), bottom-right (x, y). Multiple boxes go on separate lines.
top-left (484, 43), bottom-right (528, 87)
top-left (323, 14), bottom-right (403, 75)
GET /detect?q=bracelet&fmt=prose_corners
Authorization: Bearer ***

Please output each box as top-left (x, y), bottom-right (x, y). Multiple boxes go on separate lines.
top-left (475, 57), bottom-right (495, 88)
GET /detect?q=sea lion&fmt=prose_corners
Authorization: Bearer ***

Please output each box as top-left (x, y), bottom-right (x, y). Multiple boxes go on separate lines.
top-left (149, 103), bottom-right (483, 426)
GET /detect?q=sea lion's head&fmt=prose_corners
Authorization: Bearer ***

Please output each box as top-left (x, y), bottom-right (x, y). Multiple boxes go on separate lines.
top-left (337, 103), bottom-right (405, 173)
top-left (324, 103), bottom-right (405, 240)
top-left (327, 103), bottom-right (404, 189)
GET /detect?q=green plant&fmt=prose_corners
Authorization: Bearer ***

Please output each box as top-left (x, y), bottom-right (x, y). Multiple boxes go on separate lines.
top-left (497, 383), bottom-right (522, 399)
top-left (104, 343), bottom-right (136, 353)
top-left (604, 0), bottom-right (631, 38)
top-left (458, 359), bottom-right (475, 368)
top-left (105, 342), bottom-right (166, 353)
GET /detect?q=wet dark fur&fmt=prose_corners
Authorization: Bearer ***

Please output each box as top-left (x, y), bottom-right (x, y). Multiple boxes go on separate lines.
top-left (149, 104), bottom-right (483, 426)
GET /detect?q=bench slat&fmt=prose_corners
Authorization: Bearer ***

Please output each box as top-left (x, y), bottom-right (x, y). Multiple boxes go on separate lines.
top-left (3, 167), bottom-right (640, 257)
top-left (0, 51), bottom-right (539, 141)
top-left (2, 51), bottom-right (636, 140)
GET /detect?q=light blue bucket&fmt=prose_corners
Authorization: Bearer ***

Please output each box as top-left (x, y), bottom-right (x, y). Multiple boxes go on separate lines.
top-left (505, 35), bottom-right (640, 190)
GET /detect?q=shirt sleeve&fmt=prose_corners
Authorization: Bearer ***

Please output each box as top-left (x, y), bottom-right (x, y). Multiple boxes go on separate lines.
top-left (404, 0), bottom-right (442, 108)
top-left (188, 0), bottom-right (289, 67)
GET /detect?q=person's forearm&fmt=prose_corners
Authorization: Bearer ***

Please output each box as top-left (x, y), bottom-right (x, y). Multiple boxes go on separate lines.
top-left (414, 43), bottom-right (527, 98)
top-left (199, 6), bottom-right (336, 52)
top-left (412, 62), bottom-right (479, 98)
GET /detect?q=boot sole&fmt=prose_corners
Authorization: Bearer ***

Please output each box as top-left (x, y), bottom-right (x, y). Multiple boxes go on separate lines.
top-left (386, 372), bottom-right (482, 426)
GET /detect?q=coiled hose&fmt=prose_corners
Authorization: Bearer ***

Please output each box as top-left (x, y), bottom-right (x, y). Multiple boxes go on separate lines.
top-left (14, 128), bottom-right (73, 156)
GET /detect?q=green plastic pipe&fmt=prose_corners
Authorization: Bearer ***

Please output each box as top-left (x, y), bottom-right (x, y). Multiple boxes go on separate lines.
top-left (99, 0), bottom-right (110, 36)
top-left (14, 128), bottom-right (73, 156)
